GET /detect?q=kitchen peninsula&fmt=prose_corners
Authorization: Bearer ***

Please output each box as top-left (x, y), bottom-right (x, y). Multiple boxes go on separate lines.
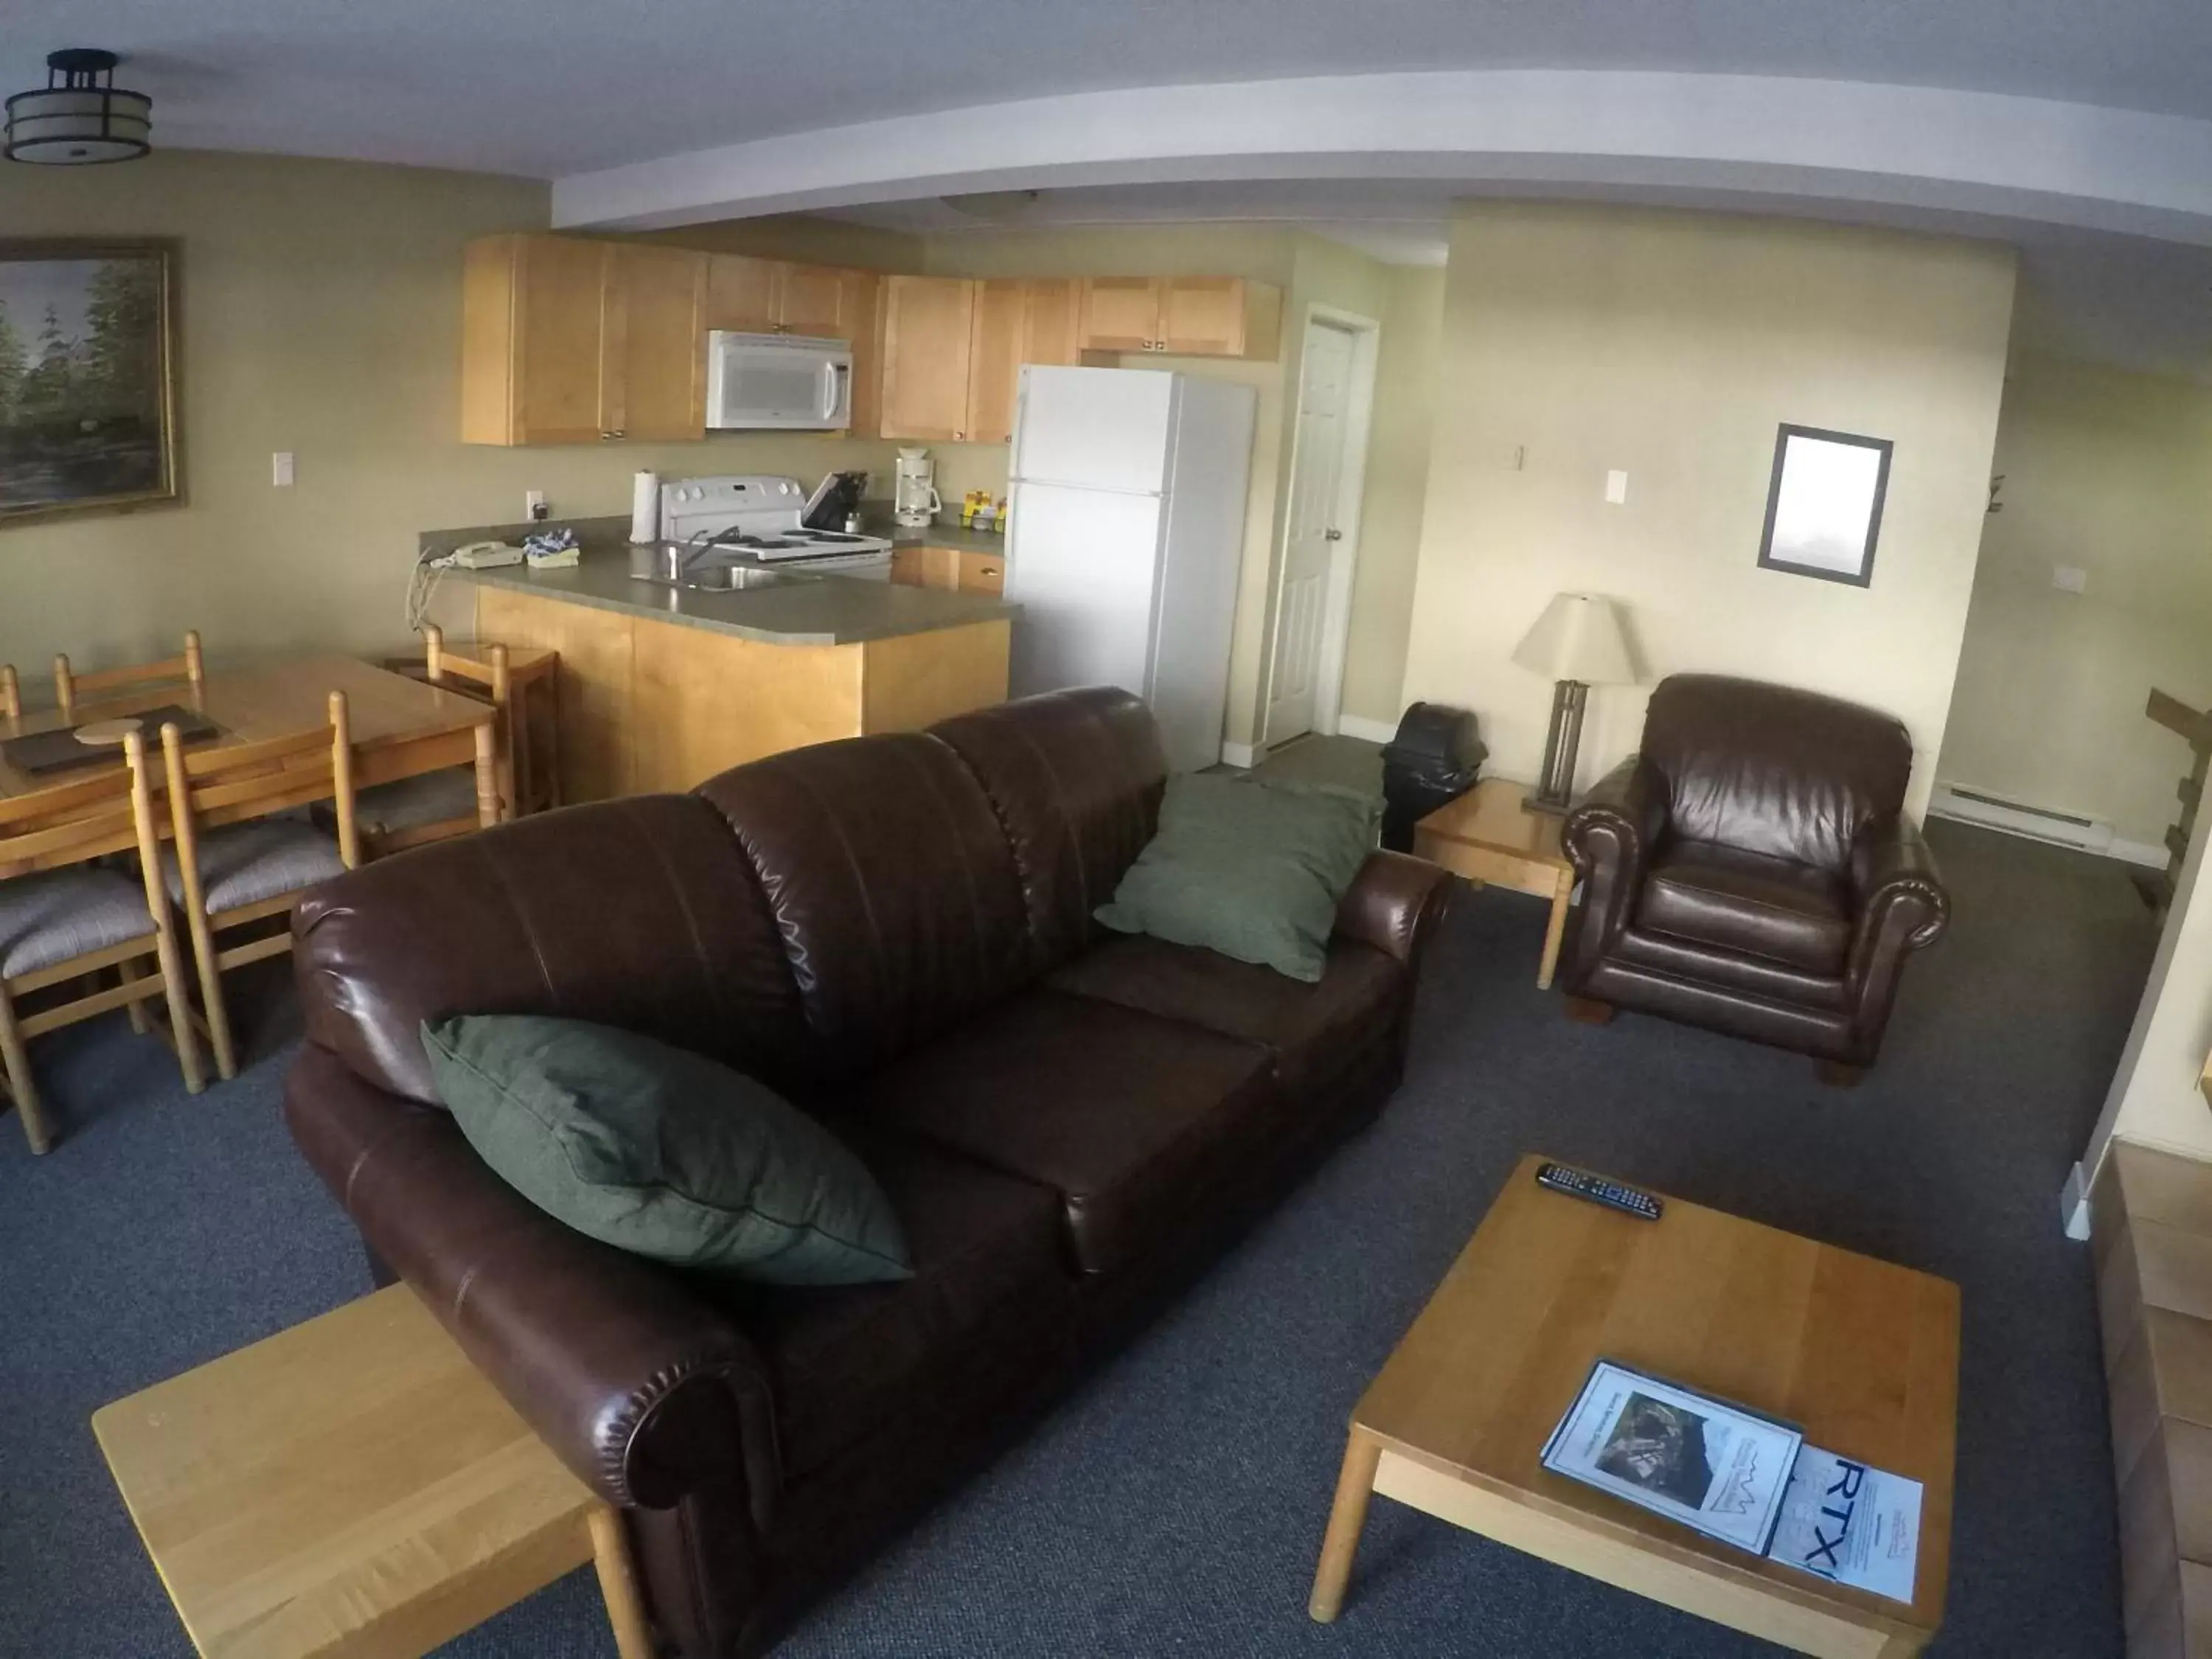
top-left (445, 529), bottom-right (1012, 800)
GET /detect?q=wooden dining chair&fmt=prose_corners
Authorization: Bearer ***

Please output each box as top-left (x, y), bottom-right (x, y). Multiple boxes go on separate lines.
top-left (0, 746), bottom-right (205, 1151)
top-left (158, 691), bottom-right (359, 1082)
top-left (351, 625), bottom-right (542, 855)
top-left (55, 630), bottom-right (205, 720)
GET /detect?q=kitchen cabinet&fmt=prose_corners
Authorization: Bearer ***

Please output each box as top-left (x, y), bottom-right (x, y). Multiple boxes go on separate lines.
top-left (880, 276), bottom-right (978, 442)
top-left (1076, 275), bottom-right (1282, 360)
top-left (888, 544), bottom-right (1006, 595)
top-left (843, 268), bottom-right (883, 438)
top-left (880, 276), bottom-right (1084, 444)
top-left (473, 585), bottom-right (1009, 799)
top-left (703, 254), bottom-right (867, 338)
top-left (461, 234), bottom-right (705, 445)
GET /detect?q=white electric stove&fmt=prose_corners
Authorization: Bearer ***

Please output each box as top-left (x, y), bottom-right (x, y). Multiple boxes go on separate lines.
top-left (658, 475), bottom-right (892, 571)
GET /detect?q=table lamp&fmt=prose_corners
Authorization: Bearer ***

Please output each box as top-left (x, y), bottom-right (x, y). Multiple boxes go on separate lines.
top-left (1512, 593), bottom-right (1636, 814)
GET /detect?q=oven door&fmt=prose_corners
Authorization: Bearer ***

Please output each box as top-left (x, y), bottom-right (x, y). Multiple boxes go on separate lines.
top-left (705, 333), bottom-right (853, 431)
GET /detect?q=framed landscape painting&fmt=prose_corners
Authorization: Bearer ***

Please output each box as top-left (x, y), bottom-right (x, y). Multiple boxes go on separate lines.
top-left (0, 240), bottom-right (179, 527)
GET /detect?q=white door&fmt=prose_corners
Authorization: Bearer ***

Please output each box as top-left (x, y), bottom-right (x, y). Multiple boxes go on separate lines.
top-left (1004, 479), bottom-right (1165, 700)
top-left (1263, 321), bottom-right (1357, 745)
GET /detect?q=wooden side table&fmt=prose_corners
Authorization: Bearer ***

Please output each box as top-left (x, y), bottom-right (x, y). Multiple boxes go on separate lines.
top-left (92, 1284), bottom-right (654, 1659)
top-left (1413, 777), bottom-right (1576, 988)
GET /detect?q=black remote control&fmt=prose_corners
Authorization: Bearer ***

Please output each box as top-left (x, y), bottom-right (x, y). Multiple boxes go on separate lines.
top-left (1534, 1162), bottom-right (1663, 1220)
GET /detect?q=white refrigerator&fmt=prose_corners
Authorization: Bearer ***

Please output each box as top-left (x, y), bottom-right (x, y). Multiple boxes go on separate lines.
top-left (1005, 366), bottom-right (1259, 772)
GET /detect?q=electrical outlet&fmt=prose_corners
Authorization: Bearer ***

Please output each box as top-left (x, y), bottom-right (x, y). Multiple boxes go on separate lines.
top-left (525, 490), bottom-right (549, 521)
top-left (2052, 565), bottom-right (2088, 594)
top-left (271, 451), bottom-right (295, 488)
top-left (1604, 470), bottom-right (1629, 504)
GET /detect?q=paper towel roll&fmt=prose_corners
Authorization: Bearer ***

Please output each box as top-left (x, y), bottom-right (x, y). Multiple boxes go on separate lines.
top-left (629, 470), bottom-right (660, 544)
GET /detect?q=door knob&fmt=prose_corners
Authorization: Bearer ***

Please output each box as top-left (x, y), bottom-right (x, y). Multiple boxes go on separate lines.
top-left (1324, 529), bottom-right (1343, 541)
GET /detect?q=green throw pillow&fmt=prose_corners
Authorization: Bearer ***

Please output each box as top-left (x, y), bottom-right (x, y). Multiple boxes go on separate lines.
top-left (420, 1015), bottom-right (911, 1286)
top-left (1095, 773), bottom-right (1380, 982)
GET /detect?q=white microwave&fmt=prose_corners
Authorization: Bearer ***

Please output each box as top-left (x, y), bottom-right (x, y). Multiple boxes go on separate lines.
top-left (704, 331), bottom-right (853, 431)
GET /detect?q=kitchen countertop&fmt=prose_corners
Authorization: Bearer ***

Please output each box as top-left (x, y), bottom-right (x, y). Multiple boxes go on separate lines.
top-left (462, 548), bottom-right (1017, 647)
top-left (882, 517), bottom-right (1012, 556)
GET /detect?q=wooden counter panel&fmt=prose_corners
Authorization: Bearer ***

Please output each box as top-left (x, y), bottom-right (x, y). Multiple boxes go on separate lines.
top-left (630, 617), bottom-right (862, 794)
top-left (477, 586), bottom-right (636, 801)
top-left (475, 589), bottom-right (1009, 800)
top-left (861, 619), bottom-right (1010, 735)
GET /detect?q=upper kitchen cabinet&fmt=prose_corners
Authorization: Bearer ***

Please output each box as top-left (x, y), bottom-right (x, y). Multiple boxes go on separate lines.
top-left (1076, 276), bottom-right (1282, 360)
top-left (461, 234), bottom-right (705, 445)
top-left (703, 254), bottom-right (869, 338)
top-left (880, 276), bottom-right (978, 442)
top-left (880, 276), bottom-right (1082, 444)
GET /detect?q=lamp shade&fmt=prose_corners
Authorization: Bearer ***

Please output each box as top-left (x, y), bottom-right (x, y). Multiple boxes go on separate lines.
top-left (1511, 593), bottom-right (1635, 684)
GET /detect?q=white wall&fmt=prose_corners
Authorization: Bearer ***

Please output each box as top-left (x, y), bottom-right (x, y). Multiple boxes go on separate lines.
top-left (1399, 203), bottom-right (2017, 819)
top-left (1936, 355), bottom-right (2212, 849)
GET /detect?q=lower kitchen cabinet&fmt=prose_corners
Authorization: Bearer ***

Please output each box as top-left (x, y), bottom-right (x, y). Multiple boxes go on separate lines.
top-left (473, 586), bottom-right (1009, 798)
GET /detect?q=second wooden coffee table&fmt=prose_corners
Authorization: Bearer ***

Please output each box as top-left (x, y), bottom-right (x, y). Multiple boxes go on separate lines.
top-left (1310, 1154), bottom-right (1959, 1657)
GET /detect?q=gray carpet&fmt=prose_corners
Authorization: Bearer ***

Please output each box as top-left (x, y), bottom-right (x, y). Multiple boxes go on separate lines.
top-left (0, 819), bottom-right (2149, 1657)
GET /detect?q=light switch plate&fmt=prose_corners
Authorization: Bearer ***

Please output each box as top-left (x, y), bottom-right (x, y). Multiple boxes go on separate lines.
top-left (271, 451), bottom-right (295, 487)
top-left (1604, 469), bottom-right (1629, 504)
top-left (2052, 565), bottom-right (2088, 593)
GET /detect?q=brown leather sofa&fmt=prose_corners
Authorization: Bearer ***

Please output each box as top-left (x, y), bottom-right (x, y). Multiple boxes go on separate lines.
top-left (282, 686), bottom-right (1450, 1658)
top-left (1557, 673), bottom-right (1949, 1076)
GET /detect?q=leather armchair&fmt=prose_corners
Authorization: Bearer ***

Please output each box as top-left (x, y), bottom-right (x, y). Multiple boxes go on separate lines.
top-left (1557, 674), bottom-right (1950, 1074)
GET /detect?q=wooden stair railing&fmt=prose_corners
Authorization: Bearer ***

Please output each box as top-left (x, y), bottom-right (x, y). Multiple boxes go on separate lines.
top-left (2146, 689), bottom-right (2212, 910)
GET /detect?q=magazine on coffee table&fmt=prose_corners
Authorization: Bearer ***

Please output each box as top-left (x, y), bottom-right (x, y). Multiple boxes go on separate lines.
top-left (1540, 1360), bottom-right (1804, 1554)
top-left (1768, 1446), bottom-right (1923, 1604)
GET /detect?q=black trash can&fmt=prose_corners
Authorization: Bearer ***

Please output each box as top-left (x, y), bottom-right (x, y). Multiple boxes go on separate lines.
top-left (1380, 703), bottom-right (1486, 852)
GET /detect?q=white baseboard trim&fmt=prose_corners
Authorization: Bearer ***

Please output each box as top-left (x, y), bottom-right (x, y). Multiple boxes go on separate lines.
top-left (2108, 837), bottom-right (2169, 870)
top-left (1335, 714), bottom-right (1399, 744)
top-left (1220, 741), bottom-right (1257, 768)
top-left (2060, 1160), bottom-right (2092, 1242)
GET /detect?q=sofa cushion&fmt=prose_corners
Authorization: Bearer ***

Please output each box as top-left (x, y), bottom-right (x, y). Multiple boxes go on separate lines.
top-left (851, 989), bottom-right (1276, 1275)
top-left (1094, 774), bottom-right (1380, 983)
top-left (422, 1015), bottom-right (911, 1284)
top-left (293, 795), bottom-right (814, 1107)
top-left (1046, 932), bottom-right (1405, 1091)
top-left (930, 688), bottom-right (1167, 970)
top-left (697, 733), bottom-right (1033, 1079)
top-left (1638, 840), bottom-right (1851, 973)
top-left (695, 1116), bottom-right (1072, 1480)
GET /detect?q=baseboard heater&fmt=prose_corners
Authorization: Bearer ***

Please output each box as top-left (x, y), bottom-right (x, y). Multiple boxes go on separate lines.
top-left (1928, 783), bottom-right (2168, 867)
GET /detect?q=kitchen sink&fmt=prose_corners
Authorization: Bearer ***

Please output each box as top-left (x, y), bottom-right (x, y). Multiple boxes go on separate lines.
top-left (633, 561), bottom-right (818, 593)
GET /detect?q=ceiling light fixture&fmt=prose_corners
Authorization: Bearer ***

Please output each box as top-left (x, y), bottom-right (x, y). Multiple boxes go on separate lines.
top-left (5, 49), bottom-right (152, 166)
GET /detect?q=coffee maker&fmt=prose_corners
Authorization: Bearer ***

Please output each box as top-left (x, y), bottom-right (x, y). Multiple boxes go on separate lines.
top-left (894, 448), bottom-right (942, 529)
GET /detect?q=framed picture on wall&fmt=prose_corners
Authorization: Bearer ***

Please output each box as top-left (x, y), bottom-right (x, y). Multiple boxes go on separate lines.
top-left (0, 239), bottom-right (180, 528)
top-left (1756, 424), bottom-right (1892, 588)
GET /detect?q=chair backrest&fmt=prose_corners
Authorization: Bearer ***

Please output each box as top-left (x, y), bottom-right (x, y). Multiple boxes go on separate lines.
top-left (1, 664), bottom-right (18, 722)
top-left (1639, 674), bottom-right (1913, 872)
top-left (55, 630), bottom-right (204, 720)
top-left (160, 690), bottom-right (359, 869)
top-left (0, 762), bottom-right (151, 880)
top-left (422, 625), bottom-right (509, 707)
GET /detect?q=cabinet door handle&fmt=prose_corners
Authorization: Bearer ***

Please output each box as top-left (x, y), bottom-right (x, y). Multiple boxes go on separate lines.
top-left (955, 431), bottom-right (966, 441)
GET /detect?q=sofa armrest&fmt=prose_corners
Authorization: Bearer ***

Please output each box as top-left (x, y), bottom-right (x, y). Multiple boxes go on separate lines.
top-left (282, 1043), bottom-right (780, 1528)
top-left (1848, 815), bottom-right (1950, 969)
top-left (1558, 758), bottom-right (1667, 975)
top-left (1335, 849), bottom-right (1453, 967)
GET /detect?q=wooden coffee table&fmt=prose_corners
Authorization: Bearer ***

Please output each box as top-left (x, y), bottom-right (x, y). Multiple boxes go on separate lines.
top-left (1413, 779), bottom-right (1576, 987)
top-left (92, 1284), bottom-right (654, 1659)
top-left (1309, 1154), bottom-right (1959, 1658)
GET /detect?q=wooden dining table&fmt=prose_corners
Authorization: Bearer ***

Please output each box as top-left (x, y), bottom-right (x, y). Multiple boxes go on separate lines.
top-left (0, 654), bottom-right (498, 803)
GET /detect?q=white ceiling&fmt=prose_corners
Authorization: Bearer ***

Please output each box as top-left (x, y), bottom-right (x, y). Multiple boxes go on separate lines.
top-left (9, 0), bottom-right (2212, 177)
top-left (8, 1), bottom-right (2210, 380)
